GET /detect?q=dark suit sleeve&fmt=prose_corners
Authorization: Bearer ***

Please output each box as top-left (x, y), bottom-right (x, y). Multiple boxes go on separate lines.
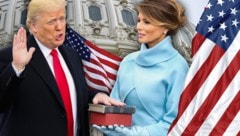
top-left (88, 90), bottom-right (99, 103)
top-left (88, 90), bottom-right (109, 103)
top-left (0, 46), bottom-right (21, 112)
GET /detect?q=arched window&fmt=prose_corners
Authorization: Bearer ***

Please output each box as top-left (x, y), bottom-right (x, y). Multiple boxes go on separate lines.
top-left (21, 9), bottom-right (27, 26)
top-left (89, 5), bottom-right (102, 21)
top-left (121, 9), bottom-right (135, 26)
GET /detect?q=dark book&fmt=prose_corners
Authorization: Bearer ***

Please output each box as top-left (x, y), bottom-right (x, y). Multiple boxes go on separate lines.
top-left (89, 112), bottom-right (132, 126)
top-left (88, 104), bottom-right (136, 114)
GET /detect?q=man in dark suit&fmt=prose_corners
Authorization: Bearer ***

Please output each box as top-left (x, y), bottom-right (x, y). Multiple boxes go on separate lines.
top-left (0, 0), bottom-right (124, 136)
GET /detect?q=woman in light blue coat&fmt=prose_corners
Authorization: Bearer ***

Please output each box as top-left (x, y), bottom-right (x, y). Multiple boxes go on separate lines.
top-left (95, 0), bottom-right (189, 135)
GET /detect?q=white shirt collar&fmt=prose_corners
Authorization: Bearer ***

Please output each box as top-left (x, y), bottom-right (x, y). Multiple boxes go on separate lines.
top-left (34, 37), bottom-right (58, 57)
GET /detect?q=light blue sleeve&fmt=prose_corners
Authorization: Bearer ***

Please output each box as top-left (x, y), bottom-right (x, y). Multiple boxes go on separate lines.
top-left (145, 65), bottom-right (189, 136)
top-left (110, 56), bottom-right (134, 102)
top-left (110, 74), bottom-right (121, 101)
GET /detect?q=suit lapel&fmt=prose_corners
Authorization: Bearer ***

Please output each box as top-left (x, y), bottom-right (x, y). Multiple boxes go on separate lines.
top-left (27, 36), bottom-right (64, 108)
top-left (59, 46), bottom-right (82, 89)
top-left (59, 46), bottom-right (86, 108)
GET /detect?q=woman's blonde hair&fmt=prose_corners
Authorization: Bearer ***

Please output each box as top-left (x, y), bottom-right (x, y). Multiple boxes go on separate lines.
top-left (26, 0), bottom-right (66, 29)
top-left (136, 0), bottom-right (186, 35)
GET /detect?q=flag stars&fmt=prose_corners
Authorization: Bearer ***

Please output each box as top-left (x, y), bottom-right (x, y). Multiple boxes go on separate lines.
top-left (207, 14), bottom-right (214, 21)
top-left (221, 34), bottom-right (228, 42)
top-left (206, 2), bottom-right (213, 9)
top-left (64, 26), bottom-right (93, 61)
top-left (195, 1), bottom-right (239, 58)
top-left (232, 19), bottom-right (239, 27)
top-left (219, 22), bottom-right (227, 30)
top-left (208, 26), bottom-right (215, 33)
top-left (218, 10), bottom-right (225, 18)
top-left (197, 19), bottom-right (202, 25)
top-left (217, 0), bottom-right (224, 6)
top-left (230, 8), bottom-right (238, 15)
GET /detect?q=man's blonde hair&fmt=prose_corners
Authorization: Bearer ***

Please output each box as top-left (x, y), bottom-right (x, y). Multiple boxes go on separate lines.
top-left (26, 0), bottom-right (66, 29)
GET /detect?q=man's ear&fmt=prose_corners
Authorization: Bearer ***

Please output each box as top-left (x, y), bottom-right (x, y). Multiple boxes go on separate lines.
top-left (28, 22), bottom-right (37, 34)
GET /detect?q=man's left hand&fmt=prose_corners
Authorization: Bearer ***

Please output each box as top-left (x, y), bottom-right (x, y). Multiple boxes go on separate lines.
top-left (92, 92), bottom-right (125, 106)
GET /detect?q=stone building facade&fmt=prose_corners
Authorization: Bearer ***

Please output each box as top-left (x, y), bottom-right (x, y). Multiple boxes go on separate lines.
top-left (0, 0), bottom-right (140, 57)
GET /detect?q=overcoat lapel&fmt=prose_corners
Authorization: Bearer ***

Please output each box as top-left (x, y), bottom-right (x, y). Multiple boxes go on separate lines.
top-left (59, 46), bottom-right (85, 109)
top-left (27, 36), bottom-right (64, 108)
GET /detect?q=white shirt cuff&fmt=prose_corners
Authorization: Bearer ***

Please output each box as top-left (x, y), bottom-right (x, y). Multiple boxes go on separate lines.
top-left (11, 63), bottom-right (25, 77)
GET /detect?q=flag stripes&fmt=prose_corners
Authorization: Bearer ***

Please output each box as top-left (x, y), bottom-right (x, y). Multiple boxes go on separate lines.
top-left (191, 33), bottom-right (206, 56)
top-left (170, 38), bottom-right (225, 131)
top-left (197, 71), bottom-right (240, 135)
top-left (64, 26), bottom-right (122, 93)
top-left (169, 32), bottom-right (240, 136)
top-left (183, 49), bottom-right (240, 134)
top-left (168, 0), bottom-right (240, 134)
top-left (209, 91), bottom-right (240, 135)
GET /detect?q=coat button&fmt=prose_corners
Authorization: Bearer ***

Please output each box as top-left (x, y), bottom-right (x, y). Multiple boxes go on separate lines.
top-left (61, 113), bottom-right (66, 118)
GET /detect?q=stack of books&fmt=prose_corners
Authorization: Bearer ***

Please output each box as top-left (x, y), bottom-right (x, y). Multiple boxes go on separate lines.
top-left (88, 104), bottom-right (136, 126)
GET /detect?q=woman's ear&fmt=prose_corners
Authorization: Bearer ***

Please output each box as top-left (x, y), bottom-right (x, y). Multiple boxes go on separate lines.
top-left (163, 28), bottom-right (169, 35)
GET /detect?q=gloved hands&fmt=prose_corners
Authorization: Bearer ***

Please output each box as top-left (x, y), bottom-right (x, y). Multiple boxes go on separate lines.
top-left (92, 124), bottom-right (150, 136)
top-left (92, 124), bottom-right (123, 136)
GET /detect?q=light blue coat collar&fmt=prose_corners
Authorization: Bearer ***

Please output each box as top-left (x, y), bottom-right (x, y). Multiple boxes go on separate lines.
top-left (135, 36), bottom-right (178, 66)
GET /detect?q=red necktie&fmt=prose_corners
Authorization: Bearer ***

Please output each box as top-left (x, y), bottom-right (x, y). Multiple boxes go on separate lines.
top-left (51, 49), bottom-right (73, 136)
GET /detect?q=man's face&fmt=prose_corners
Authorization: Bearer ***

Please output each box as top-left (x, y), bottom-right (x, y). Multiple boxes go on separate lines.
top-left (30, 8), bottom-right (66, 49)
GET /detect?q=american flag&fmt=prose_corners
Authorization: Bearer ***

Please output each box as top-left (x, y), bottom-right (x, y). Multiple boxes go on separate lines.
top-left (169, 0), bottom-right (240, 135)
top-left (64, 25), bottom-right (122, 93)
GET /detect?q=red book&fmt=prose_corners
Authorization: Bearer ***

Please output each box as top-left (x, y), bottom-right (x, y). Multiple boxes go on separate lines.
top-left (89, 112), bottom-right (133, 126)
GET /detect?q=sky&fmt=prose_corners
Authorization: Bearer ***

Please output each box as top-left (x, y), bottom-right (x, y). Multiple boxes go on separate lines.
top-left (177, 0), bottom-right (209, 26)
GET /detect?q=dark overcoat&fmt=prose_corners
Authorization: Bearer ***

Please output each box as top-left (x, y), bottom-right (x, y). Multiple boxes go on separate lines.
top-left (0, 35), bottom-right (98, 136)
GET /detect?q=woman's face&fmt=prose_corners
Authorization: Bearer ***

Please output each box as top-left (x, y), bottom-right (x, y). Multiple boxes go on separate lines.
top-left (137, 12), bottom-right (168, 48)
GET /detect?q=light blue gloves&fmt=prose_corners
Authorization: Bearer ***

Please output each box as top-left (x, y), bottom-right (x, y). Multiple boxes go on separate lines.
top-left (92, 124), bottom-right (150, 136)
